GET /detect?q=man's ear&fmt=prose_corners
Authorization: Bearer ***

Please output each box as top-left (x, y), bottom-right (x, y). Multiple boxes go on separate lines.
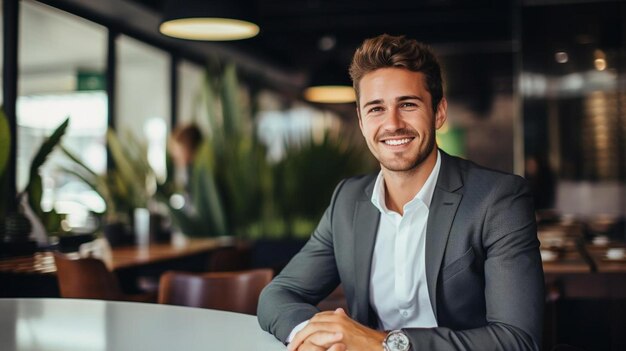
top-left (435, 97), bottom-right (448, 130)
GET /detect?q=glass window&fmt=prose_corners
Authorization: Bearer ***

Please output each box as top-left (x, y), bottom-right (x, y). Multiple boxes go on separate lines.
top-left (17, 1), bottom-right (107, 232)
top-left (256, 90), bottom-right (342, 162)
top-left (116, 35), bottom-right (170, 181)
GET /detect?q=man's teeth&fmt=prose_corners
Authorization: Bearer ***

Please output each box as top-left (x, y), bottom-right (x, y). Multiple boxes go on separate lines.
top-left (384, 138), bottom-right (412, 146)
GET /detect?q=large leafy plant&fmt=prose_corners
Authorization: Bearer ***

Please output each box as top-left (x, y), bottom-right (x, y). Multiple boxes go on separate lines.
top-left (269, 132), bottom-right (373, 238)
top-left (162, 64), bottom-right (271, 237)
top-left (0, 107), bottom-right (69, 236)
top-left (62, 129), bottom-right (154, 224)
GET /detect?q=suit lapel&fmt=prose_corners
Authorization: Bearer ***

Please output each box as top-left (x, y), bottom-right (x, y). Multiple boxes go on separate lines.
top-left (425, 151), bottom-right (463, 317)
top-left (353, 185), bottom-right (380, 327)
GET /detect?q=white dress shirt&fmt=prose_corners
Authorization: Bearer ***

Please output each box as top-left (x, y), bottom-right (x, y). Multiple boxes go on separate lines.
top-left (287, 151), bottom-right (441, 342)
top-left (369, 150), bottom-right (441, 331)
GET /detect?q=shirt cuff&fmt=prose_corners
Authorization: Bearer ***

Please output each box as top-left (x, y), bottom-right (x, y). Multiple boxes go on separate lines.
top-left (287, 320), bottom-right (310, 343)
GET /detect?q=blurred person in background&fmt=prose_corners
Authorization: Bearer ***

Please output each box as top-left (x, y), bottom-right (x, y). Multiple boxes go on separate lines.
top-left (169, 124), bottom-right (203, 189)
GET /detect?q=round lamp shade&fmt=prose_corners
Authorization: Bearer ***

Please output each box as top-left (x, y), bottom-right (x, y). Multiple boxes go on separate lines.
top-left (304, 61), bottom-right (355, 104)
top-left (160, 0), bottom-right (259, 41)
top-left (304, 86), bottom-right (356, 104)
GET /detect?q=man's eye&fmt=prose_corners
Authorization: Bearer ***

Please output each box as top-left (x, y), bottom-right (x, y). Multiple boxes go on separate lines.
top-left (400, 102), bottom-right (417, 108)
top-left (368, 107), bottom-right (383, 113)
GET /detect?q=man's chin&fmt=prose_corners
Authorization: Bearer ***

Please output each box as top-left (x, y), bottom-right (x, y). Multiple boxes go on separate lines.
top-left (379, 160), bottom-right (420, 173)
top-left (378, 152), bottom-right (434, 173)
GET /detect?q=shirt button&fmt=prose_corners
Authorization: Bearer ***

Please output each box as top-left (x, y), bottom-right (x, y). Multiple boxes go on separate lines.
top-left (401, 311), bottom-right (408, 317)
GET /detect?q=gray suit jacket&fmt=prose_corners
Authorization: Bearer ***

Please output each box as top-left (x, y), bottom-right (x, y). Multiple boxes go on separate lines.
top-left (258, 151), bottom-right (544, 351)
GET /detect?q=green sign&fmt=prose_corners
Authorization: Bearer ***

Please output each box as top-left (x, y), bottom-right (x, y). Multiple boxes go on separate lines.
top-left (77, 71), bottom-right (105, 91)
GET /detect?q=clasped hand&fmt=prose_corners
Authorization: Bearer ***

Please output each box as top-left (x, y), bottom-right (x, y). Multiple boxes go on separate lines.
top-left (287, 308), bottom-right (386, 351)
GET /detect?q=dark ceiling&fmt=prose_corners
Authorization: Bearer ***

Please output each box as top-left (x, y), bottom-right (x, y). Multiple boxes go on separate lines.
top-left (522, 2), bottom-right (624, 75)
top-left (127, 0), bottom-right (515, 75)
top-left (120, 0), bottom-right (624, 113)
top-left (44, 0), bottom-right (622, 111)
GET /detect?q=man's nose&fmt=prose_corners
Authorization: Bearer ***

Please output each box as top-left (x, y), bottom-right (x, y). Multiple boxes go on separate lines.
top-left (384, 108), bottom-right (404, 130)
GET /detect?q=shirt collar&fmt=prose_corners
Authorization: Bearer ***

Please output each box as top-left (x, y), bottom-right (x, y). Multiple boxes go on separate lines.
top-left (371, 150), bottom-right (442, 213)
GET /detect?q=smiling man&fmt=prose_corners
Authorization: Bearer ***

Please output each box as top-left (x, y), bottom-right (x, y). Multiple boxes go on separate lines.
top-left (258, 34), bottom-right (544, 351)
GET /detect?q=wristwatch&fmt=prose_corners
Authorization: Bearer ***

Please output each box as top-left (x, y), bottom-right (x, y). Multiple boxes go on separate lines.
top-left (383, 330), bottom-right (411, 351)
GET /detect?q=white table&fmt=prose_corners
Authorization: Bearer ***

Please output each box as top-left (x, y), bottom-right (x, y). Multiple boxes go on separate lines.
top-left (0, 298), bottom-right (285, 351)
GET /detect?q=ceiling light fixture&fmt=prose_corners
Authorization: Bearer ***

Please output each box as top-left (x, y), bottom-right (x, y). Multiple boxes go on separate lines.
top-left (304, 86), bottom-right (356, 104)
top-left (159, 0), bottom-right (259, 41)
top-left (304, 63), bottom-right (355, 104)
top-left (554, 51), bottom-right (568, 64)
top-left (318, 36), bottom-right (337, 52)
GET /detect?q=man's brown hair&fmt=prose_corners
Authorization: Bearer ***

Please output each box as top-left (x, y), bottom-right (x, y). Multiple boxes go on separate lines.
top-left (349, 34), bottom-right (444, 114)
top-left (171, 124), bottom-right (203, 156)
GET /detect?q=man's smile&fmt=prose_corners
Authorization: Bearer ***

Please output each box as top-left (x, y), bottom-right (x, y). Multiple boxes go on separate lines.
top-left (381, 137), bottom-right (414, 146)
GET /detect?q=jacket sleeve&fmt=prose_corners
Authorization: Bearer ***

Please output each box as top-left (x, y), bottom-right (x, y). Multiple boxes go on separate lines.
top-left (256, 180), bottom-right (346, 343)
top-left (405, 175), bottom-right (544, 351)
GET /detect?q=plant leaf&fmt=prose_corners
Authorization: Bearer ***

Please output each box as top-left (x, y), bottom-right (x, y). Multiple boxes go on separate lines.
top-left (27, 173), bottom-right (44, 219)
top-left (0, 107), bottom-right (11, 179)
top-left (106, 130), bottom-right (147, 207)
top-left (24, 118), bottom-right (69, 233)
top-left (221, 64), bottom-right (242, 137)
top-left (191, 160), bottom-right (227, 236)
top-left (27, 117), bottom-right (69, 191)
top-left (60, 146), bottom-right (98, 178)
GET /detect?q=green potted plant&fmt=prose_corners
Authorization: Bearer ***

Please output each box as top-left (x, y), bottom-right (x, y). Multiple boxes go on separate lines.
top-left (271, 131), bottom-right (373, 237)
top-left (61, 129), bottom-right (155, 246)
top-left (0, 107), bottom-right (70, 255)
top-left (248, 130), bottom-right (375, 272)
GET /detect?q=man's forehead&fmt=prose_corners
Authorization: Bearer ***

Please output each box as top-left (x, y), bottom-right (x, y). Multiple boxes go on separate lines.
top-left (358, 69), bottom-right (430, 107)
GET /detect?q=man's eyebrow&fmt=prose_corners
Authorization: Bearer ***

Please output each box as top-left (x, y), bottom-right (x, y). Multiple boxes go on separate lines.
top-left (397, 95), bottom-right (423, 102)
top-left (362, 99), bottom-right (384, 109)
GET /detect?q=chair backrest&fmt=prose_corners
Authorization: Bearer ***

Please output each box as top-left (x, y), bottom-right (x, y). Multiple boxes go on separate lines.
top-left (207, 246), bottom-right (251, 272)
top-left (53, 252), bottom-right (123, 300)
top-left (158, 269), bottom-right (273, 315)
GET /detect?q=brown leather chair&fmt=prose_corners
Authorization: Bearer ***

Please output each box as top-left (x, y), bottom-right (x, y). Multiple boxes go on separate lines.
top-left (317, 285), bottom-right (348, 312)
top-left (158, 269), bottom-right (273, 315)
top-left (53, 252), bottom-right (154, 302)
top-left (207, 245), bottom-right (251, 272)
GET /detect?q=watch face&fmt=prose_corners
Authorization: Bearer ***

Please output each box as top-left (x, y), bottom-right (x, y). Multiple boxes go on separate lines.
top-left (387, 331), bottom-right (410, 351)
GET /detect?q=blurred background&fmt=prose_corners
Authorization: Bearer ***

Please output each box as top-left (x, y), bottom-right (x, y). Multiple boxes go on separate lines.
top-left (0, 1), bottom-right (625, 350)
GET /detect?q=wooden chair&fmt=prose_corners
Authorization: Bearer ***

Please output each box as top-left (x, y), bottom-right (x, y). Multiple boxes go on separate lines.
top-left (317, 285), bottom-right (348, 312)
top-left (158, 269), bottom-right (273, 315)
top-left (53, 252), bottom-right (154, 302)
top-left (207, 245), bottom-right (251, 272)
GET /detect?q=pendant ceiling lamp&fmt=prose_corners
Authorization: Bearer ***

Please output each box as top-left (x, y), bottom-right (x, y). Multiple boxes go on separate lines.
top-left (160, 0), bottom-right (260, 41)
top-left (304, 62), bottom-right (356, 104)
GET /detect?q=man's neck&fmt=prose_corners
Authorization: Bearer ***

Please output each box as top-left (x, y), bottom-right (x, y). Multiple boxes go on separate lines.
top-left (382, 149), bottom-right (438, 215)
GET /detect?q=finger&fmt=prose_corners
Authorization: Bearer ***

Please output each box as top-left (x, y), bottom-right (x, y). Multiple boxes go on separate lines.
top-left (303, 331), bottom-right (343, 348)
top-left (310, 313), bottom-right (347, 324)
top-left (334, 308), bottom-right (347, 315)
top-left (289, 322), bottom-right (341, 351)
top-left (327, 343), bottom-right (347, 351)
top-left (296, 340), bottom-right (326, 351)
top-left (310, 310), bottom-right (338, 320)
